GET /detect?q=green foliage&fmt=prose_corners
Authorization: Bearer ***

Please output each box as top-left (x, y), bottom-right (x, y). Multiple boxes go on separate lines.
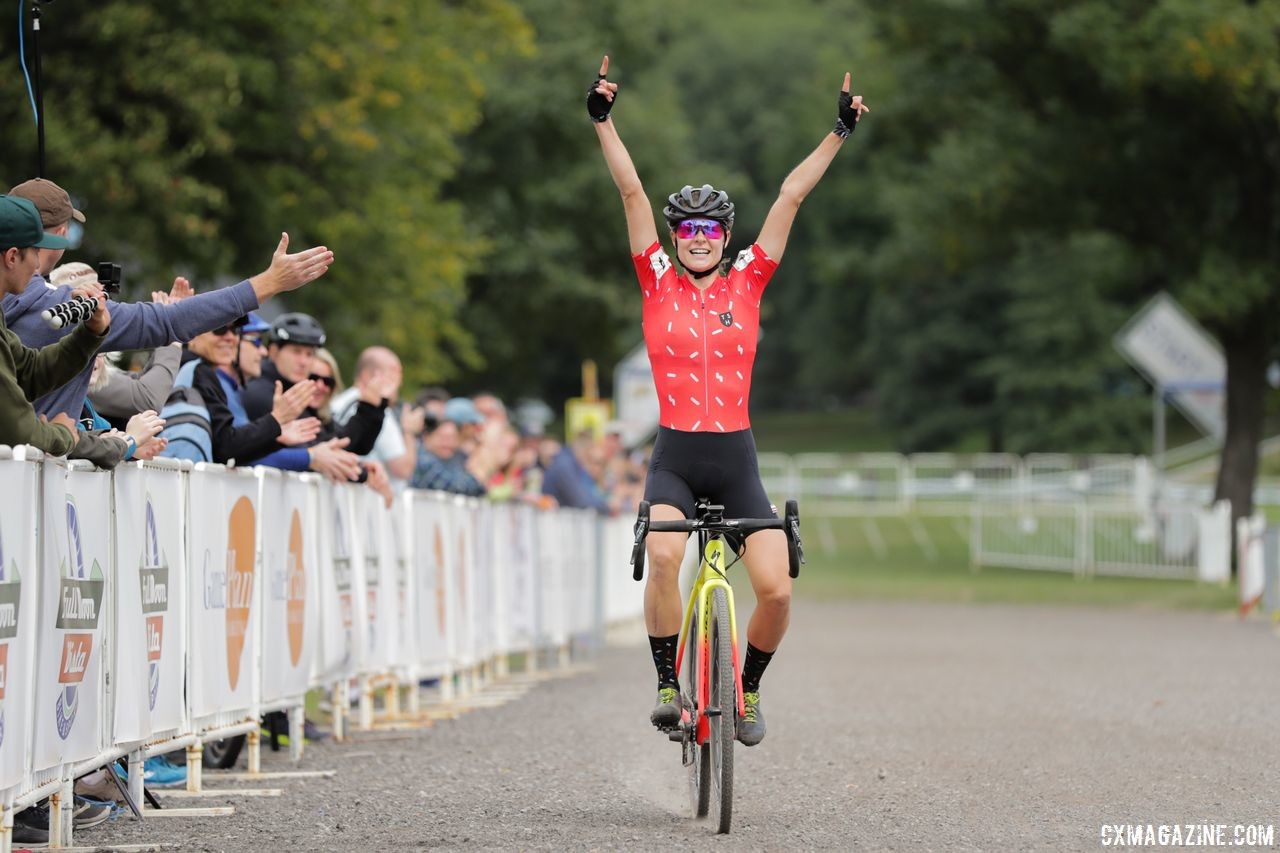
top-left (0, 0), bottom-right (532, 385)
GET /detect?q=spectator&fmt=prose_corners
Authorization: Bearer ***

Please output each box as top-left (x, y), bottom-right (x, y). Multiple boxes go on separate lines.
top-left (243, 313), bottom-right (383, 454)
top-left (308, 347), bottom-right (343, 423)
top-left (331, 346), bottom-right (419, 490)
top-left (473, 392), bottom-right (508, 426)
top-left (2, 177), bottom-right (334, 420)
top-left (79, 353), bottom-right (168, 464)
top-left (542, 431), bottom-right (612, 513)
top-left (44, 264), bottom-right (183, 428)
top-left (445, 396), bottom-right (485, 456)
top-left (409, 412), bottom-right (500, 497)
top-left (415, 386), bottom-right (450, 422)
top-left (0, 195), bottom-right (104, 456)
top-left (181, 322), bottom-right (355, 481)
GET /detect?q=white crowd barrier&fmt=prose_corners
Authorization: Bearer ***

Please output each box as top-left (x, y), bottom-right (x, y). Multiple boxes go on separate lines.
top-left (970, 500), bottom-right (1233, 581)
top-left (0, 446), bottom-right (642, 849)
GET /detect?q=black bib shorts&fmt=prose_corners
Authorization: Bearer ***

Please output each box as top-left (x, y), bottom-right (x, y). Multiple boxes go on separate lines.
top-left (642, 426), bottom-right (775, 525)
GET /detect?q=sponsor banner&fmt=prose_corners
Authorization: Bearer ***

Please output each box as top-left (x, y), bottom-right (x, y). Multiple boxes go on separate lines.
top-left (569, 512), bottom-right (598, 635)
top-left (452, 499), bottom-right (477, 669)
top-left (259, 471), bottom-right (317, 704)
top-left (383, 496), bottom-right (414, 671)
top-left (356, 487), bottom-right (390, 672)
top-left (33, 463), bottom-right (111, 770)
top-left (188, 467), bottom-right (259, 719)
top-left (112, 463), bottom-right (187, 743)
top-left (313, 483), bottom-right (362, 682)
top-left (408, 493), bottom-right (451, 677)
top-left (471, 503), bottom-right (496, 661)
top-left (505, 506), bottom-right (538, 649)
top-left (536, 511), bottom-right (568, 648)
top-left (0, 457), bottom-right (40, 790)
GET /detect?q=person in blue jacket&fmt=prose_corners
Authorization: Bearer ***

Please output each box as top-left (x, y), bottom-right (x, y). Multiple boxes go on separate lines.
top-left (1, 177), bottom-right (334, 419)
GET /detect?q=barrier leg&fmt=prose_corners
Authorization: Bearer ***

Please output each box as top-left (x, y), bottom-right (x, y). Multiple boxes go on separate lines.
top-left (440, 667), bottom-right (456, 703)
top-left (407, 676), bottom-right (421, 716)
top-left (331, 682), bottom-right (346, 742)
top-left (2, 799), bottom-right (13, 853)
top-left (288, 706), bottom-right (305, 763)
top-left (186, 742), bottom-right (204, 794)
top-left (358, 675), bottom-right (373, 731)
top-left (387, 679), bottom-right (402, 719)
top-left (49, 779), bottom-right (67, 848)
top-left (247, 728), bottom-right (261, 776)
top-left (128, 748), bottom-right (145, 806)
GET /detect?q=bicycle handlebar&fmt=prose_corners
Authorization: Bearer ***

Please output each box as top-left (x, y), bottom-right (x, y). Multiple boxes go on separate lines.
top-left (630, 501), bottom-right (804, 582)
top-left (646, 517), bottom-right (786, 534)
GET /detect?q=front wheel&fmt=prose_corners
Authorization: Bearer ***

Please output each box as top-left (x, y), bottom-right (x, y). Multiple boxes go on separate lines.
top-left (709, 587), bottom-right (735, 834)
top-left (684, 600), bottom-right (710, 818)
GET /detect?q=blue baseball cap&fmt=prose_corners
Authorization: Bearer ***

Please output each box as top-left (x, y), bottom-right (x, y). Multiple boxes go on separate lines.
top-left (241, 312), bottom-right (271, 334)
top-left (0, 195), bottom-right (71, 250)
top-left (444, 397), bottom-right (484, 425)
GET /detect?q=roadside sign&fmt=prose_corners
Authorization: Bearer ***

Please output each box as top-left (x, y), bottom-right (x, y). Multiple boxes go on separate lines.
top-left (1114, 293), bottom-right (1225, 438)
top-left (613, 342), bottom-right (659, 448)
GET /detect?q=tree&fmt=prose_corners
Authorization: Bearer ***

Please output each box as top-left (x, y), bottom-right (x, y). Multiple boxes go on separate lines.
top-left (864, 0), bottom-right (1280, 521)
top-left (0, 0), bottom-right (532, 385)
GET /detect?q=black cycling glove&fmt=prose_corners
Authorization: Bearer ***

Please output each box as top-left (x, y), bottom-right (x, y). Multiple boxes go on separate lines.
top-left (587, 74), bottom-right (615, 123)
top-left (834, 90), bottom-right (860, 138)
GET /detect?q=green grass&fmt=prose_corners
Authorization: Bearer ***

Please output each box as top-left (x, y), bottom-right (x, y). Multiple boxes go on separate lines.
top-left (795, 512), bottom-right (1237, 611)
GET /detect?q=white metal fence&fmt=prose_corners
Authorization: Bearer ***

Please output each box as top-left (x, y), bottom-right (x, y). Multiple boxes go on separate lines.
top-left (0, 445), bottom-right (641, 851)
top-left (755, 451), bottom-right (1241, 581)
top-left (970, 501), bottom-right (1232, 581)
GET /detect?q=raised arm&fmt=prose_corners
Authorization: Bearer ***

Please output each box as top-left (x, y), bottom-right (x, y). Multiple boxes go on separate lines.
top-left (589, 56), bottom-right (659, 255)
top-left (756, 72), bottom-right (869, 262)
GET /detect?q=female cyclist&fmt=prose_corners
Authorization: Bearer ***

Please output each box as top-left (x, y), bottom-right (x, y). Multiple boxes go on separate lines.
top-left (589, 56), bottom-right (867, 746)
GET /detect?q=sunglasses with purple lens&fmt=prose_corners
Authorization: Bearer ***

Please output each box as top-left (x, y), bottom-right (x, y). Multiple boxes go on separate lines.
top-left (675, 218), bottom-right (725, 240)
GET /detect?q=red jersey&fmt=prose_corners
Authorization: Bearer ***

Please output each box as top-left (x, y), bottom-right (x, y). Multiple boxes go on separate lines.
top-left (632, 241), bottom-right (779, 432)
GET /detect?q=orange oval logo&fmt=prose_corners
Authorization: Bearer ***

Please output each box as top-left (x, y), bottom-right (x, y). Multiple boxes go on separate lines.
top-left (226, 495), bottom-right (255, 690)
top-left (287, 509), bottom-right (305, 666)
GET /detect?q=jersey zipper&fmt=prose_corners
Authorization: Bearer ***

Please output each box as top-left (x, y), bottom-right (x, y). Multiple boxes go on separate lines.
top-left (700, 293), bottom-right (710, 420)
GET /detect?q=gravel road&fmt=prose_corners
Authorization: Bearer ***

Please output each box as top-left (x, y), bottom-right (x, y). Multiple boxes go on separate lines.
top-left (88, 599), bottom-right (1280, 851)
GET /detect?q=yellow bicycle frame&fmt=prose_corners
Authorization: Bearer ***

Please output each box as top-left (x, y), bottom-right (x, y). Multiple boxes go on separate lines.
top-left (674, 536), bottom-right (744, 744)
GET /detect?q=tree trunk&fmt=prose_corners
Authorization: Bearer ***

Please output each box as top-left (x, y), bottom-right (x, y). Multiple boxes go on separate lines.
top-left (1213, 322), bottom-right (1268, 544)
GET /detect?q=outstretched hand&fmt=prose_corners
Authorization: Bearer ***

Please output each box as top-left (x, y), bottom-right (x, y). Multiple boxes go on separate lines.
top-left (587, 55), bottom-right (619, 122)
top-left (835, 72), bottom-right (870, 138)
top-left (250, 232), bottom-right (335, 301)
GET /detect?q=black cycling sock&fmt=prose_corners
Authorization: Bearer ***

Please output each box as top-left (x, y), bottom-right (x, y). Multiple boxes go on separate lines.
top-left (649, 634), bottom-right (679, 688)
top-left (741, 643), bottom-right (774, 694)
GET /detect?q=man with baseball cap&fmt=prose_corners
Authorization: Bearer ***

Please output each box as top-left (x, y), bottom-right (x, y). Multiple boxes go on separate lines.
top-left (1, 176), bottom-right (336, 420)
top-left (0, 194), bottom-right (109, 455)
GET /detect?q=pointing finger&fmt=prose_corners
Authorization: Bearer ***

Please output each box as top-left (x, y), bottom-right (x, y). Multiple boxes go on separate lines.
top-left (599, 55), bottom-right (609, 77)
top-left (842, 72), bottom-right (851, 94)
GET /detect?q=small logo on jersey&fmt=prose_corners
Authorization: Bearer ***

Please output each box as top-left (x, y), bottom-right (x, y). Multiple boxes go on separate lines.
top-left (649, 250), bottom-right (672, 280)
top-left (719, 311), bottom-right (733, 328)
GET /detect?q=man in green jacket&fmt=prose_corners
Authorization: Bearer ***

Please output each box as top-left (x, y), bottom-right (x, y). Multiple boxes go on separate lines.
top-left (0, 194), bottom-right (109, 455)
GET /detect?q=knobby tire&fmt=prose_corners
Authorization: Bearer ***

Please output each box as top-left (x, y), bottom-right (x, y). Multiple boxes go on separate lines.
top-left (710, 587), bottom-right (735, 834)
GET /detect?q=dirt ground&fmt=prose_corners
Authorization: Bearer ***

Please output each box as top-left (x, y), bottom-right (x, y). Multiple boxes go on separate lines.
top-left (86, 599), bottom-right (1280, 851)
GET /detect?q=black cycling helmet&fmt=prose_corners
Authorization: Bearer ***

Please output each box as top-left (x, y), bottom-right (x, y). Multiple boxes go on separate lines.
top-left (269, 312), bottom-right (326, 347)
top-left (663, 184), bottom-right (735, 229)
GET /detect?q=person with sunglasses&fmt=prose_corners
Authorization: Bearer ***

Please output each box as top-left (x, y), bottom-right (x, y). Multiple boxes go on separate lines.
top-left (243, 313), bottom-right (385, 457)
top-left (179, 317), bottom-right (362, 482)
top-left (589, 55), bottom-right (868, 746)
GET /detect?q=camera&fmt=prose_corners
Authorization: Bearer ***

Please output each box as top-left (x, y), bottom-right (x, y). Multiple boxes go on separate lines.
top-left (96, 262), bottom-right (122, 295)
